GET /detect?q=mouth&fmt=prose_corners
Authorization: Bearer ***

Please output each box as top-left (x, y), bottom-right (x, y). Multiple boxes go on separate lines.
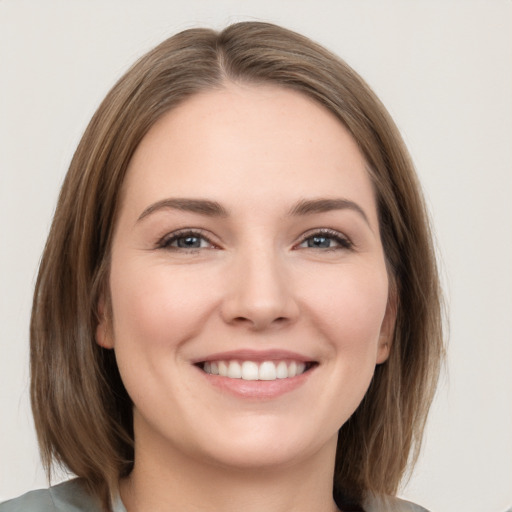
top-left (196, 359), bottom-right (317, 381)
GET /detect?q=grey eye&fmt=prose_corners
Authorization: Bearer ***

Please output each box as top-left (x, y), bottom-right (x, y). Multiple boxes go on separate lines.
top-left (175, 236), bottom-right (203, 248)
top-left (160, 231), bottom-right (213, 250)
top-left (298, 231), bottom-right (352, 250)
top-left (307, 236), bottom-right (332, 248)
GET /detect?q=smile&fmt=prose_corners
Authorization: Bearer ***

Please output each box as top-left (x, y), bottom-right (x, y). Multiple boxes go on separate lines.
top-left (199, 360), bottom-right (314, 381)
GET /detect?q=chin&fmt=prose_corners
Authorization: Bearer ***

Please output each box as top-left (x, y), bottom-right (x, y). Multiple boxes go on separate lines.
top-left (192, 421), bottom-right (336, 472)
top-left (203, 444), bottom-right (310, 471)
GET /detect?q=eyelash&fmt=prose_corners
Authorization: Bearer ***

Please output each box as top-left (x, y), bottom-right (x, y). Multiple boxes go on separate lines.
top-left (156, 228), bottom-right (353, 252)
top-left (296, 229), bottom-right (353, 251)
top-left (157, 229), bottom-right (216, 251)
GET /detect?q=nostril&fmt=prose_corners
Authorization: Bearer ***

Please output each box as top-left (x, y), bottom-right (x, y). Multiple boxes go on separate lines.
top-left (232, 316), bottom-right (251, 324)
top-left (231, 315), bottom-right (290, 329)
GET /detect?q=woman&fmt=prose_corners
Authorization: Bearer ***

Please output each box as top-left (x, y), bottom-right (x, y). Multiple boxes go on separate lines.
top-left (0, 22), bottom-right (443, 512)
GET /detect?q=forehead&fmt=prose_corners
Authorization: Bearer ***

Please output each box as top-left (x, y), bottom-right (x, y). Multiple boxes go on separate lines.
top-left (121, 83), bottom-right (377, 224)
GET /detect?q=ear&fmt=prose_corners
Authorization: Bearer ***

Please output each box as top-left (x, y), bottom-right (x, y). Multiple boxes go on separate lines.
top-left (376, 288), bottom-right (397, 364)
top-left (95, 294), bottom-right (114, 349)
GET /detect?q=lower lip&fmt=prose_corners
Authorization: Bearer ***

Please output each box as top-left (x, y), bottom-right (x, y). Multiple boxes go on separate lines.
top-left (197, 366), bottom-right (315, 399)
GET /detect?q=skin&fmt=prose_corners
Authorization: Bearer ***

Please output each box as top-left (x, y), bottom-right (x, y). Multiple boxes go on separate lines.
top-left (97, 83), bottom-right (394, 512)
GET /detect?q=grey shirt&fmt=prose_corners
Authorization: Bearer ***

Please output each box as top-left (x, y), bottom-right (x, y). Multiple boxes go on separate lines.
top-left (0, 480), bottom-right (125, 512)
top-left (0, 479), bottom-right (429, 512)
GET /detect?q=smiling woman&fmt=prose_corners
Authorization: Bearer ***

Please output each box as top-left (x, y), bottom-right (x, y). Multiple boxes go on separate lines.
top-left (0, 22), bottom-right (443, 512)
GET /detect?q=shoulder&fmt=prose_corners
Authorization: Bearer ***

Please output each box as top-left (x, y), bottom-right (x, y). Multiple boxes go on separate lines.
top-left (0, 479), bottom-right (101, 512)
top-left (364, 494), bottom-right (430, 512)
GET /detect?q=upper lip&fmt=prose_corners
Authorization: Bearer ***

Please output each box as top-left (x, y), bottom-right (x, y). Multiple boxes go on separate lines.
top-left (192, 349), bottom-right (316, 364)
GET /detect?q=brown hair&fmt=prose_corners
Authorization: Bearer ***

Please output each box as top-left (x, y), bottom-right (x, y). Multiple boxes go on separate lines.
top-left (30, 21), bottom-right (444, 511)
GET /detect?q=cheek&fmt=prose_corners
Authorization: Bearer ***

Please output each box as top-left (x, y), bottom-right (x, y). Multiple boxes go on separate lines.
top-left (287, 263), bottom-right (390, 432)
top-left (302, 263), bottom-right (389, 355)
top-left (109, 261), bottom-right (219, 352)
top-left (107, 262), bottom-right (219, 413)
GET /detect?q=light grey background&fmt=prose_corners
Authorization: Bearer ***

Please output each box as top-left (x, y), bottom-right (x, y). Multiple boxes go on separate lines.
top-left (1, 1), bottom-right (511, 511)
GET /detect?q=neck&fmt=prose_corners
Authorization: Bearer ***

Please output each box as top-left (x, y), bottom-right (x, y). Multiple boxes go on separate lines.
top-left (120, 433), bottom-right (340, 512)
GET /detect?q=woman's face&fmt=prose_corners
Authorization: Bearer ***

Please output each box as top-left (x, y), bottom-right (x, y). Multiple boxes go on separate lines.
top-left (97, 84), bottom-right (393, 471)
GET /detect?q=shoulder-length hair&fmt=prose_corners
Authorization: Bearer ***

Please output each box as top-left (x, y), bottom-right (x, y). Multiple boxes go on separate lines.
top-left (30, 21), bottom-right (444, 511)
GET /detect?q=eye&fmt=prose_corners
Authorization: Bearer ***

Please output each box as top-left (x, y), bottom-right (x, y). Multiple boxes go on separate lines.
top-left (297, 229), bottom-right (353, 250)
top-left (158, 230), bottom-right (215, 251)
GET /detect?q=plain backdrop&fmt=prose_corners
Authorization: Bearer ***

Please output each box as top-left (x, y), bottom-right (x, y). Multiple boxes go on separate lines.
top-left (1, 1), bottom-right (511, 511)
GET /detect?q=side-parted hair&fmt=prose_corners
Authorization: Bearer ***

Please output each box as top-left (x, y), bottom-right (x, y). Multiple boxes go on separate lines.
top-left (30, 22), bottom-right (444, 511)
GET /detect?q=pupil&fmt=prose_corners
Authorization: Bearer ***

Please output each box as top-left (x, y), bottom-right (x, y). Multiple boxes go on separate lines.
top-left (178, 236), bottom-right (200, 248)
top-left (309, 236), bottom-right (330, 248)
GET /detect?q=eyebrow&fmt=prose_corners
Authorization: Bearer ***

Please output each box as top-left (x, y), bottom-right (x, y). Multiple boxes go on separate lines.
top-left (137, 198), bottom-right (228, 222)
top-left (288, 198), bottom-right (370, 226)
top-left (137, 196), bottom-right (370, 226)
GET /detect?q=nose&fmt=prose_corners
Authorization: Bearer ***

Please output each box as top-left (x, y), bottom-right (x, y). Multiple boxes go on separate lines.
top-left (220, 248), bottom-right (300, 331)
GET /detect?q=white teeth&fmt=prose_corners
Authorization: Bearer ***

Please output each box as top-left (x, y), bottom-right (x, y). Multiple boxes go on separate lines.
top-left (259, 361), bottom-right (277, 380)
top-left (202, 360), bottom-right (310, 380)
top-left (218, 361), bottom-right (228, 377)
top-left (241, 361), bottom-right (259, 380)
top-left (276, 361), bottom-right (288, 379)
top-left (227, 361), bottom-right (242, 378)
